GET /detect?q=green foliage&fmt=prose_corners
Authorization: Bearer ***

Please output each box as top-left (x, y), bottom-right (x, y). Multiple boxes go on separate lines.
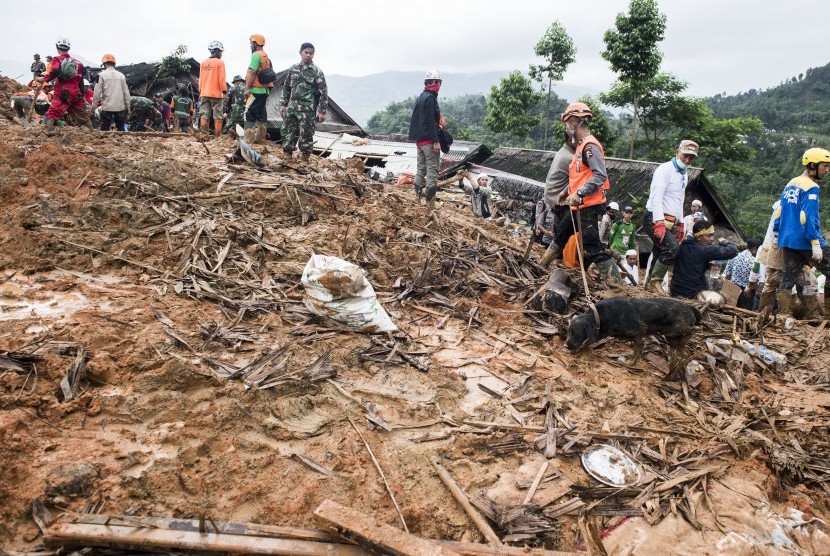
top-left (577, 95), bottom-right (618, 153)
top-left (485, 71), bottom-right (543, 138)
top-left (157, 44), bottom-right (191, 86)
top-left (529, 21), bottom-right (576, 149)
top-left (365, 97), bottom-right (414, 135)
top-left (601, 0), bottom-right (666, 91)
top-left (602, 0), bottom-right (667, 156)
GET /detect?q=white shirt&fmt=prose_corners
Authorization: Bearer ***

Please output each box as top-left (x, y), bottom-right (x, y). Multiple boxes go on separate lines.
top-left (620, 259), bottom-right (639, 286)
top-left (646, 159), bottom-right (687, 222)
top-left (92, 67), bottom-right (130, 112)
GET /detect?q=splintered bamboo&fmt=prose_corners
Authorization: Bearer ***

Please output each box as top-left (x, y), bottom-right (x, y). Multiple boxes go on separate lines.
top-left (430, 457), bottom-right (503, 547)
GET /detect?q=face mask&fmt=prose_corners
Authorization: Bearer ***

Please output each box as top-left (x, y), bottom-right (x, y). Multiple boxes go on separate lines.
top-left (675, 157), bottom-right (688, 170)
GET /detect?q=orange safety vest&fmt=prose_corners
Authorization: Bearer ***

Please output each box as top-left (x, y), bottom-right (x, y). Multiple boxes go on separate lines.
top-left (251, 50), bottom-right (273, 89)
top-left (568, 135), bottom-right (610, 210)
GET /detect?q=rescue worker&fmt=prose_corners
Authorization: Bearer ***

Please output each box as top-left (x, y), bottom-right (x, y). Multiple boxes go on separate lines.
top-left (92, 53), bottom-right (130, 132)
top-left (244, 34), bottom-right (274, 143)
top-left (38, 37), bottom-right (91, 132)
top-left (171, 88), bottom-right (194, 133)
top-left (774, 148), bottom-right (830, 318)
top-left (670, 219), bottom-right (738, 299)
top-left (643, 140), bottom-right (700, 292)
top-left (280, 42), bottom-right (328, 161)
top-left (549, 103), bottom-right (619, 280)
top-left (31, 54), bottom-right (46, 80)
top-left (127, 96), bottom-right (162, 132)
top-left (198, 40), bottom-right (227, 136)
top-left (224, 75), bottom-right (246, 135)
top-left (538, 137), bottom-right (575, 267)
top-left (407, 69), bottom-right (442, 209)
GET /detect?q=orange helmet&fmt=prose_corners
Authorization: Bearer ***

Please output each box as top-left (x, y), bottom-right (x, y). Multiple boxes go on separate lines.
top-left (249, 34), bottom-right (265, 46)
top-left (101, 53), bottom-right (116, 65)
top-left (561, 102), bottom-right (593, 122)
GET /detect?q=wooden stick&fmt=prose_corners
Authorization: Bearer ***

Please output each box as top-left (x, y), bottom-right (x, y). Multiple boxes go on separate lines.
top-left (72, 170), bottom-right (92, 198)
top-left (430, 457), bottom-right (502, 547)
top-left (347, 418), bottom-right (409, 533)
top-left (58, 240), bottom-right (165, 274)
top-left (522, 460), bottom-right (549, 505)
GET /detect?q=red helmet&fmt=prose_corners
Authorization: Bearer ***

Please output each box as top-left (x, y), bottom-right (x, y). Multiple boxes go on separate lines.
top-left (561, 102), bottom-right (592, 122)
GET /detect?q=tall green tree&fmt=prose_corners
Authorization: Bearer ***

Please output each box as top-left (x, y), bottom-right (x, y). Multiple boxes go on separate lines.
top-left (485, 71), bottom-right (543, 138)
top-left (529, 21), bottom-right (576, 150)
top-left (601, 0), bottom-right (667, 157)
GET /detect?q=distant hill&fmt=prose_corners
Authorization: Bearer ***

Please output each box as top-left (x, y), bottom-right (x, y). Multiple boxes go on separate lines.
top-left (327, 71), bottom-right (598, 126)
top-left (709, 61), bottom-right (830, 135)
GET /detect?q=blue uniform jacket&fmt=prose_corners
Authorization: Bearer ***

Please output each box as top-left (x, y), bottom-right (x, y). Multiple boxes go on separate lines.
top-left (774, 176), bottom-right (826, 250)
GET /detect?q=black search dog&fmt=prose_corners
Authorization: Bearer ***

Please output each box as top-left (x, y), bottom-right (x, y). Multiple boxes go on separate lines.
top-left (565, 297), bottom-right (702, 365)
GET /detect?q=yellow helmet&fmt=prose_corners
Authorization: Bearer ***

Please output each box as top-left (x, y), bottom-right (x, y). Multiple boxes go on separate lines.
top-left (802, 148), bottom-right (830, 166)
top-left (249, 34), bottom-right (265, 46)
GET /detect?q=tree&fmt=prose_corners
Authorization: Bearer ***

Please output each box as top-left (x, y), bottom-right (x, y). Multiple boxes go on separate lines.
top-left (365, 98), bottom-right (415, 135)
top-left (485, 71), bottom-right (542, 138)
top-left (529, 21), bottom-right (576, 150)
top-left (601, 0), bottom-right (667, 157)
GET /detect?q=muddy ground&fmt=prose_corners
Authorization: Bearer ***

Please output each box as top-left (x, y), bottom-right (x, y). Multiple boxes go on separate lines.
top-left (1, 83), bottom-right (829, 554)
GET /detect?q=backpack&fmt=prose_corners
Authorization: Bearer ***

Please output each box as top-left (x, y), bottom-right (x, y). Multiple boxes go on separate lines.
top-left (58, 58), bottom-right (78, 82)
top-left (257, 55), bottom-right (276, 84)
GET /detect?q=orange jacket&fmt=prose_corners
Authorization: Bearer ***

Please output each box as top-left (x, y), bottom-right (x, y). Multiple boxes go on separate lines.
top-left (568, 136), bottom-right (610, 210)
top-left (199, 57), bottom-right (227, 98)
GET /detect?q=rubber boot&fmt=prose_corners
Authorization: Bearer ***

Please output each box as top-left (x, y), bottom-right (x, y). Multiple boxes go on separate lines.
top-left (299, 152), bottom-right (311, 163)
top-left (645, 260), bottom-right (668, 294)
top-left (776, 290), bottom-right (794, 318)
top-left (757, 290), bottom-right (777, 314)
top-left (213, 120), bottom-right (223, 137)
top-left (800, 294), bottom-right (820, 320)
top-left (595, 258), bottom-right (623, 288)
top-left (538, 243), bottom-right (561, 268)
top-left (43, 117), bottom-right (58, 136)
top-left (427, 198), bottom-right (437, 211)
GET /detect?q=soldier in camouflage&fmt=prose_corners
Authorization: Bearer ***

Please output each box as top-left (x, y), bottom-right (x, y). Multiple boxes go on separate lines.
top-left (279, 42), bottom-right (328, 160)
top-left (127, 96), bottom-right (162, 132)
top-left (223, 75), bottom-right (246, 135)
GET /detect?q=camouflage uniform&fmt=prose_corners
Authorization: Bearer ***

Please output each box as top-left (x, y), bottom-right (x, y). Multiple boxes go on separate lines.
top-left (223, 82), bottom-right (246, 134)
top-left (279, 63), bottom-right (327, 154)
top-left (127, 97), bottom-right (162, 132)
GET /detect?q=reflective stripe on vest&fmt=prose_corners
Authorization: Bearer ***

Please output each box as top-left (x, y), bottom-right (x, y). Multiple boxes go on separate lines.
top-left (568, 136), bottom-right (610, 210)
top-left (251, 51), bottom-right (273, 89)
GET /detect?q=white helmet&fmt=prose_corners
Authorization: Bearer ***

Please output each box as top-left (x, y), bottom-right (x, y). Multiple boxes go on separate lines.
top-left (208, 40), bottom-right (224, 52)
top-left (56, 37), bottom-right (71, 50)
top-left (608, 201), bottom-right (620, 211)
top-left (424, 69), bottom-right (441, 81)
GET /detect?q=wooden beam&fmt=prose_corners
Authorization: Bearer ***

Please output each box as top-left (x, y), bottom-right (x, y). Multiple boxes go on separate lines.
top-left (44, 517), bottom-right (363, 555)
top-left (314, 499), bottom-right (459, 556)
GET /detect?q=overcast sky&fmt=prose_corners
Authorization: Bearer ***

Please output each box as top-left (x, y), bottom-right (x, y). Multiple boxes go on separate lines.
top-left (1, 0), bottom-right (827, 99)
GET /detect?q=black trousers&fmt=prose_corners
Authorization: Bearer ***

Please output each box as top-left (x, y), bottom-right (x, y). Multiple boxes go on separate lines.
top-left (246, 93), bottom-right (268, 124)
top-left (642, 210), bottom-right (680, 266)
top-left (553, 204), bottom-right (610, 266)
top-left (780, 246), bottom-right (830, 290)
top-left (100, 110), bottom-right (126, 131)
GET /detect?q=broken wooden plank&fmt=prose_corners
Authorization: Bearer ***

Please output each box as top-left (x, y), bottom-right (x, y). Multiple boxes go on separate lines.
top-left (435, 539), bottom-right (585, 556)
top-left (313, 499), bottom-right (458, 555)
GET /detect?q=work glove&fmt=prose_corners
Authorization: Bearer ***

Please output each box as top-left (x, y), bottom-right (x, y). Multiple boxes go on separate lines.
top-left (812, 243), bottom-right (823, 262)
top-left (653, 221), bottom-right (666, 242)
